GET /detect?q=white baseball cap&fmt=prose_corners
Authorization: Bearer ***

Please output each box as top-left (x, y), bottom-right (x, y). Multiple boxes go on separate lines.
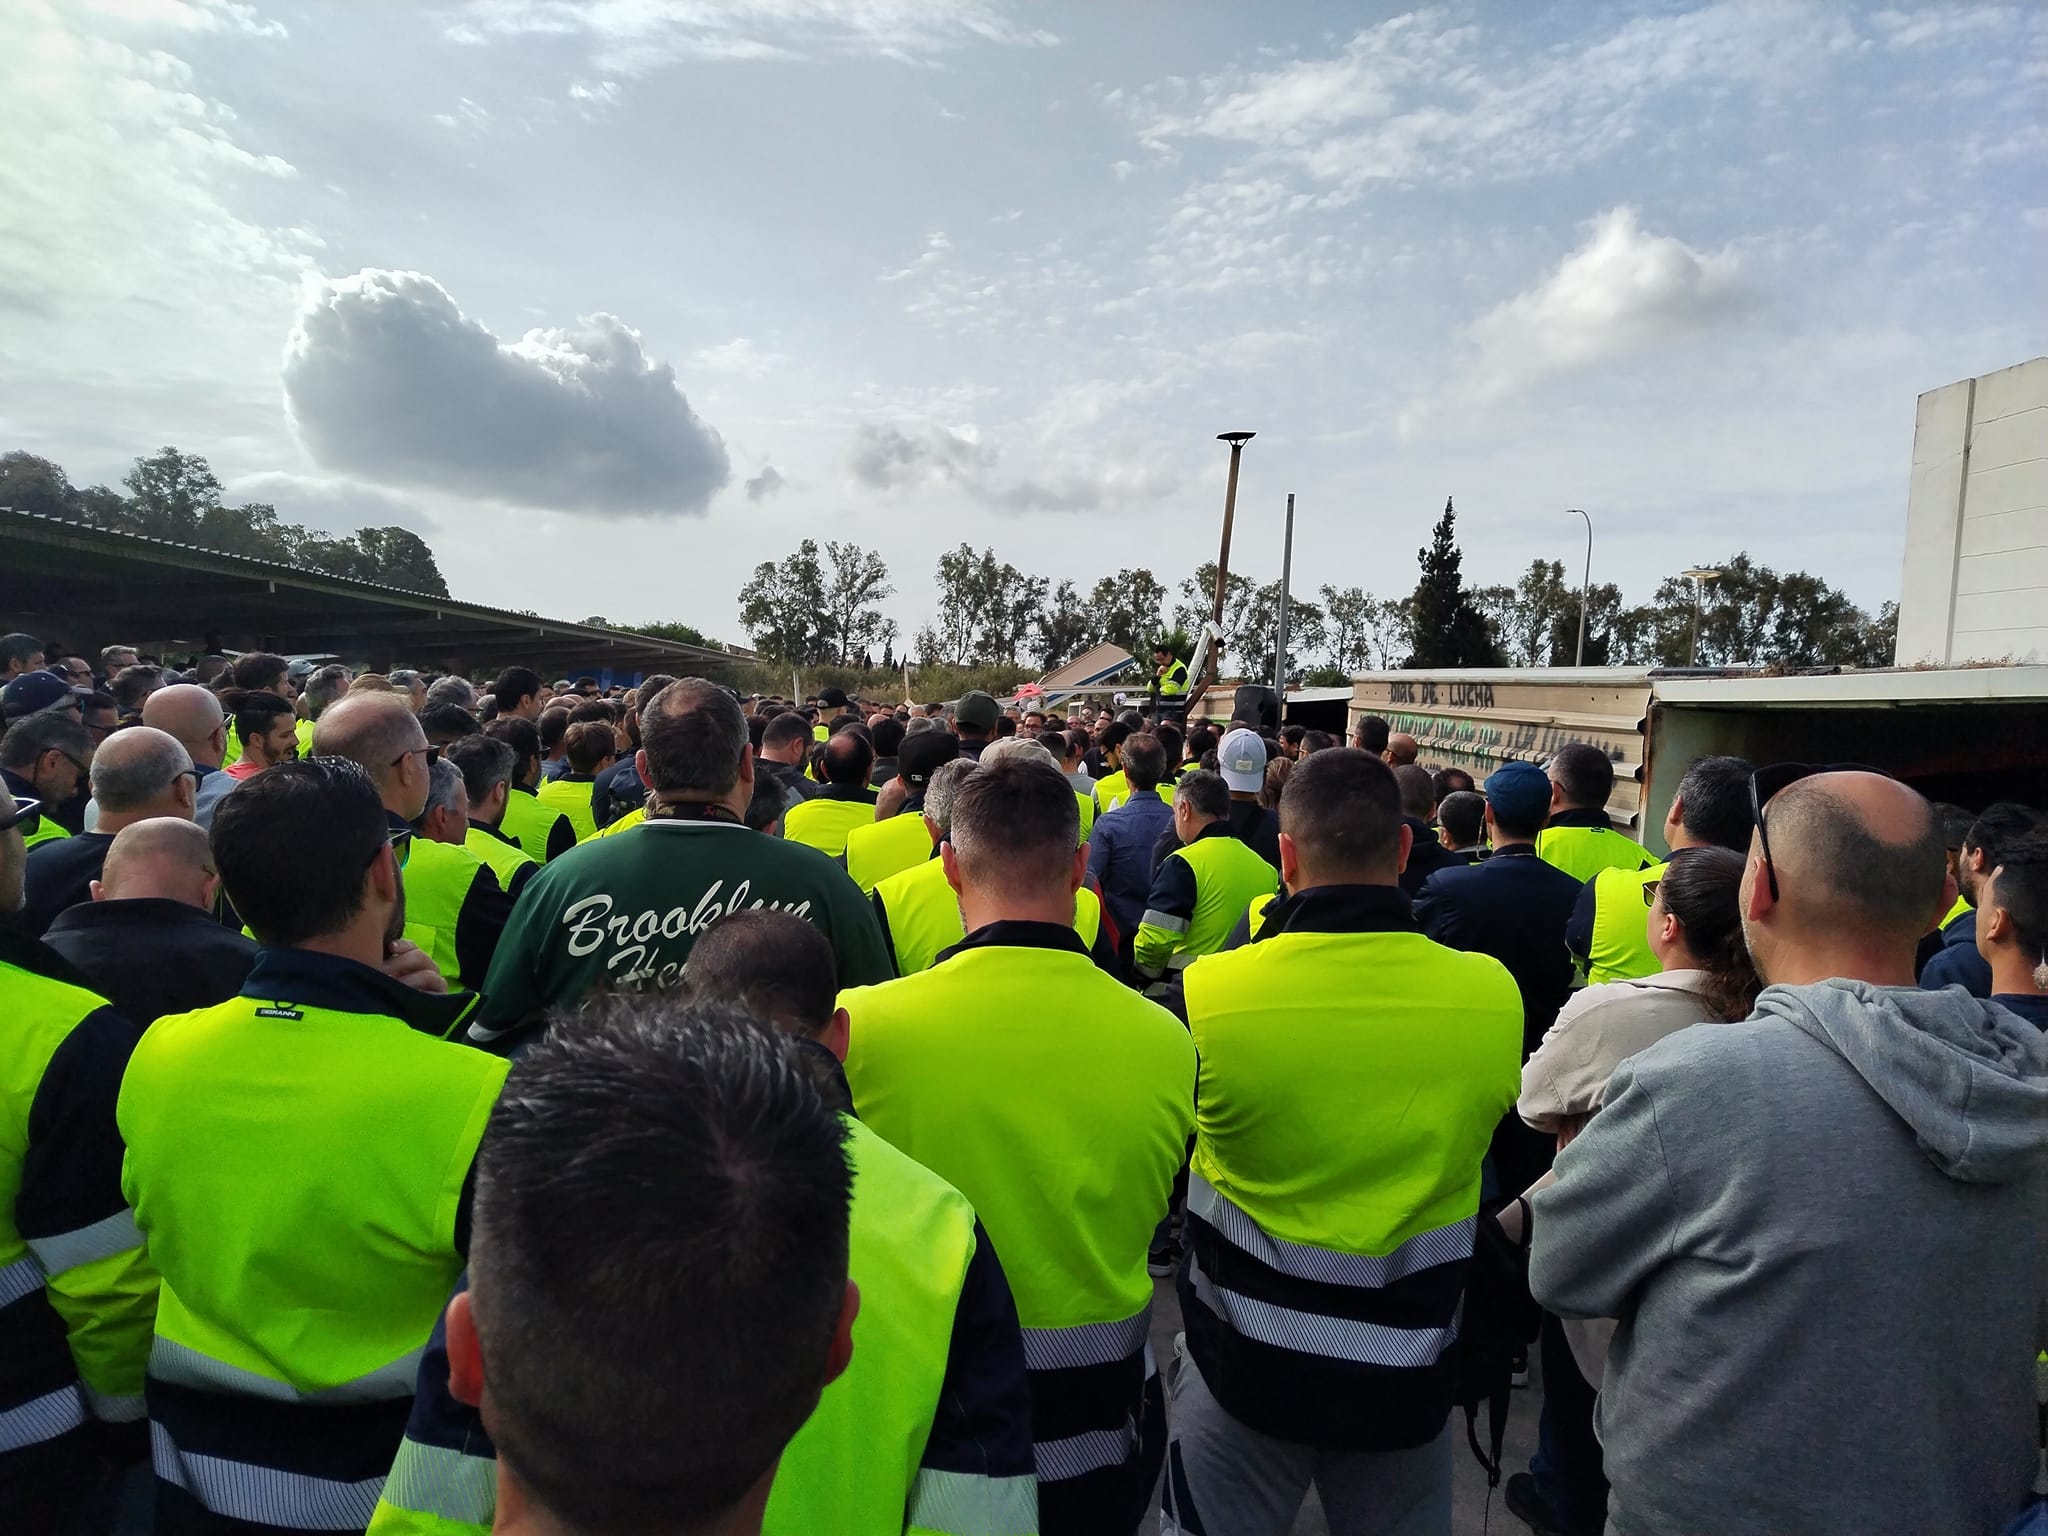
top-left (1218, 728), bottom-right (1266, 793)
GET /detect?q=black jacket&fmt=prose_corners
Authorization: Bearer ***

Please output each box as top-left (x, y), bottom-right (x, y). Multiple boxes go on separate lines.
top-left (41, 897), bottom-right (259, 1025)
top-left (21, 832), bottom-right (116, 938)
top-left (1398, 816), bottom-right (1463, 898)
top-left (1227, 798), bottom-right (1281, 874)
top-left (1411, 846), bottom-right (1582, 1058)
top-left (591, 757), bottom-right (647, 828)
top-left (759, 758), bottom-right (820, 804)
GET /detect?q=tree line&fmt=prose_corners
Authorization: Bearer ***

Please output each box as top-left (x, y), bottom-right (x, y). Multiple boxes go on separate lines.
top-left (735, 498), bottom-right (1898, 679)
top-left (0, 446), bottom-right (450, 597)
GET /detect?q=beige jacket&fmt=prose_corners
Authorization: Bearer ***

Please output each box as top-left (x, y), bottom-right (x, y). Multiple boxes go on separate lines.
top-left (1519, 969), bottom-right (1718, 1132)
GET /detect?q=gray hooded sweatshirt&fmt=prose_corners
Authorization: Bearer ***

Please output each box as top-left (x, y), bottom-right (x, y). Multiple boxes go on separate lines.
top-left (1530, 980), bottom-right (2048, 1536)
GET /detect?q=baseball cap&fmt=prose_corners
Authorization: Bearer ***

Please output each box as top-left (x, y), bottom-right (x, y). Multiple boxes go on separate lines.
top-left (819, 686), bottom-right (850, 708)
top-left (954, 690), bottom-right (999, 733)
top-left (899, 731), bottom-right (961, 788)
top-left (1484, 761), bottom-right (1552, 828)
top-left (1218, 728), bottom-right (1266, 793)
top-left (2, 669), bottom-right (91, 722)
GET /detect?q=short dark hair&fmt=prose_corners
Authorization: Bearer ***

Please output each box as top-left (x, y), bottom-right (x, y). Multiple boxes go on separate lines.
top-left (1965, 802), bottom-right (2044, 872)
top-left (472, 999), bottom-right (851, 1532)
top-left (1932, 802), bottom-right (1977, 852)
top-left (1281, 725), bottom-right (1306, 747)
top-left (419, 703), bottom-right (481, 744)
top-left (1155, 721), bottom-right (1183, 765)
top-left (1988, 833), bottom-right (2048, 971)
top-left (446, 734), bottom-right (517, 805)
top-left (1, 633), bottom-right (43, 672)
top-left (1354, 714), bottom-right (1390, 754)
top-left (1392, 763), bottom-right (1436, 820)
top-left (685, 911), bottom-right (838, 1038)
top-left (820, 730), bottom-right (874, 788)
top-left (1674, 754), bottom-right (1756, 851)
top-left (641, 678), bottom-right (748, 796)
top-left (1548, 742), bottom-right (1615, 809)
top-left (1098, 721), bottom-right (1131, 753)
top-left (1438, 790), bottom-right (1485, 849)
top-left (230, 651), bottom-right (289, 693)
top-left (569, 699), bottom-right (617, 725)
top-left (1174, 768), bottom-right (1230, 822)
top-left (492, 667), bottom-right (542, 712)
top-left (950, 758), bottom-right (1078, 884)
top-left (212, 758), bottom-right (388, 946)
top-left (538, 707), bottom-right (571, 754)
top-left (110, 664), bottom-right (163, 713)
top-left (486, 717), bottom-right (541, 782)
top-left (745, 768), bottom-right (790, 834)
top-left (1280, 748), bottom-right (1404, 876)
top-left (226, 690), bottom-right (296, 745)
top-left (1120, 732), bottom-right (1166, 792)
top-left (563, 720), bottom-right (617, 775)
top-left (1301, 729), bottom-right (1334, 754)
top-left (1059, 729), bottom-right (1088, 762)
top-left (1432, 767), bottom-right (1475, 800)
top-left (761, 711), bottom-right (813, 753)
top-left (871, 716), bottom-right (905, 758)
top-left (1, 712), bottom-right (91, 772)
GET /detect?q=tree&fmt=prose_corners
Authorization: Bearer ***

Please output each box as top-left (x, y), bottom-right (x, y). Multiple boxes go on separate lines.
top-left (931, 544), bottom-right (1048, 665)
top-left (819, 541), bottom-right (894, 665)
top-left (1036, 579), bottom-right (1093, 671)
top-left (1084, 568), bottom-right (1170, 654)
top-left (120, 446), bottom-right (225, 540)
top-left (738, 539), bottom-right (829, 664)
top-left (0, 451), bottom-right (77, 517)
top-left (1363, 598), bottom-right (1413, 671)
top-left (1242, 580), bottom-right (1327, 684)
top-left (1404, 498), bottom-right (1504, 667)
top-left (1172, 564), bottom-right (1259, 674)
top-left (625, 620), bottom-right (720, 649)
top-left (1319, 585), bottom-right (1375, 674)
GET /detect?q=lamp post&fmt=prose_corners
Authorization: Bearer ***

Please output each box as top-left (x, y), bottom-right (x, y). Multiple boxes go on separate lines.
top-left (1272, 492), bottom-right (1295, 698)
top-left (1682, 566), bottom-right (1723, 665)
top-left (1209, 431), bottom-right (1255, 690)
top-left (1569, 508), bottom-right (1592, 666)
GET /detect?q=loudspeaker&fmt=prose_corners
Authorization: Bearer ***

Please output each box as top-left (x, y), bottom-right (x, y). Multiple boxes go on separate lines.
top-left (1232, 685), bottom-right (1280, 734)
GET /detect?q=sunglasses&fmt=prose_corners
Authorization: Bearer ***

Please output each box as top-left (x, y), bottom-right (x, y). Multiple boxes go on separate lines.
top-left (388, 744), bottom-right (442, 770)
top-left (1748, 762), bottom-right (1886, 903)
top-left (0, 796), bottom-right (43, 834)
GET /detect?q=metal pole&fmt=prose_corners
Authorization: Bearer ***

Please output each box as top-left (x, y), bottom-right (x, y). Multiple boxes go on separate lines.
top-left (1273, 492), bottom-right (1295, 698)
top-left (1570, 509), bottom-right (1592, 666)
top-left (1690, 580), bottom-right (1703, 666)
top-left (1210, 432), bottom-right (1254, 690)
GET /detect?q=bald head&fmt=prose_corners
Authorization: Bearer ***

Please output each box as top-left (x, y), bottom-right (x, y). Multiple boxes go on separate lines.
top-left (95, 818), bottom-right (218, 908)
top-left (142, 683), bottom-right (227, 767)
top-left (1386, 732), bottom-right (1419, 768)
top-left (1750, 771), bottom-right (1946, 978)
top-left (314, 694), bottom-right (430, 818)
top-left (90, 726), bottom-right (195, 827)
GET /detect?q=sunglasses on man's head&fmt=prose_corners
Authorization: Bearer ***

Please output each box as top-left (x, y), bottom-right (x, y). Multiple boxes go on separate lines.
top-left (1748, 762), bottom-right (1888, 902)
top-left (0, 797), bottom-right (43, 835)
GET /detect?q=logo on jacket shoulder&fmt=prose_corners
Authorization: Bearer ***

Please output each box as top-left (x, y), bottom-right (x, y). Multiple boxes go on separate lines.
top-left (254, 1005), bottom-right (304, 1020)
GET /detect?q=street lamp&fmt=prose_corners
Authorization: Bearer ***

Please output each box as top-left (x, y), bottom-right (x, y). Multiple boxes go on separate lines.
top-left (1681, 566), bottom-right (1723, 666)
top-left (1568, 509), bottom-right (1592, 666)
top-left (1208, 432), bottom-right (1255, 690)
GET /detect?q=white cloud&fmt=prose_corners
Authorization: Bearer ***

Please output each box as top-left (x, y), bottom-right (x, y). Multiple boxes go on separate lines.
top-left (448, 0), bottom-right (1058, 74)
top-left (0, 0), bottom-right (314, 345)
top-left (744, 464), bottom-right (787, 500)
top-left (877, 231), bottom-right (952, 283)
top-left (1404, 207), bottom-right (1744, 431)
top-left (1869, 5), bottom-right (2022, 50)
top-left (848, 421), bottom-right (1179, 513)
top-left (687, 337), bottom-right (783, 378)
top-left (282, 269), bottom-right (730, 516)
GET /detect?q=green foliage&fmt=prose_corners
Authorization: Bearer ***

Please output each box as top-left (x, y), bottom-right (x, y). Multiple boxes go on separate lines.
top-left (929, 544), bottom-right (1050, 666)
top-left (1404, 498), bottom-right (1504, 667)
top-left (4, 445), bottom-right (449, 596)
top-left (1083, 568), bottom-right (1169, 655)
top-left (737, 539), bottom-right (830, 664)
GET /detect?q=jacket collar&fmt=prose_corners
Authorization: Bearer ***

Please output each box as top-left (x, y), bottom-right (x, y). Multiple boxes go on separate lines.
top-left (894, 791), bottom-right (926, 817)
top-left (936, 919), bottom-right (1090, 967)
top-left (1189, 820), bottom-right (1233, 845)
top-left (470, 819), bottom-right (518, 846)
top-left (818, 783), bottom-right (879, 805)
top-left (43, 896), bottom-right (226, 936)
top-left (0, 923), bottom-right (99, 989)
top-left (239, 947), bottom-right (477, 1038)
top-left (1255, 883), bottom-right (1415, 940)
top-left (1547, 807), bottom-right (1610, 829)
top-left (511, 781), bottom-right (539, 798)
top-left (1404, 815), bottom-right (1442, 848)
top-left (790, 1036), bottom-right (854, 1113)
top-left (1488, 842), bottom-right (1540, 858)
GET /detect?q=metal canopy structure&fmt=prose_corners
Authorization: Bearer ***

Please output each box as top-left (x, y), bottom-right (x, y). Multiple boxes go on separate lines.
top-left (0, 509), bottom-right (728, 677)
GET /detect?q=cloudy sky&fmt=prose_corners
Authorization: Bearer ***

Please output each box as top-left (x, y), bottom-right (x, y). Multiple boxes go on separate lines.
top-left (4, 0), bottom-right (2042, 644)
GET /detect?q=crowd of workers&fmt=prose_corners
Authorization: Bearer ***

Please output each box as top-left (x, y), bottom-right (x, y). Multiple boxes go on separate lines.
top-left (0, 625), bottom-right (2045, 1536)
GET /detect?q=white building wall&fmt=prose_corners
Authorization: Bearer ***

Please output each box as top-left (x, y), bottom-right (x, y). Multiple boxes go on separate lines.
top-left (1895, 357), bottom-right (2048, 665)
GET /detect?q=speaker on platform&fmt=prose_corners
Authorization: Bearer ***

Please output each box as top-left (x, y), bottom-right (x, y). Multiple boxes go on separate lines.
top-left (1231, 685), bottom-right (1280, 734)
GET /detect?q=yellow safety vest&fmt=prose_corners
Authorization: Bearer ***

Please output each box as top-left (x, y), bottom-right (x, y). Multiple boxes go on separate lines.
top-left (1584, 860), bottom-right (1668, 986)
top-left (845, 811), bottom-right (934, 895)
top-left (498, 786), bottom-right (573, 865)
top-left (1536, 822), bottom-right (1655, 883)
top-left (1134, 830), bottom-right (1279, 979)
top-left (400, 836), bottom-right (494, 988)
top-left (1093, 769), bottom-right (1129, 815)
top-left (592, 805), bottom-right (644, 838)
top-left (1156, 658), bottom-right (1188, 698)
top-left (874, 856), bottom-right (1100, 976)
top-left (118, 958), bottom-right (503, 1528)
top-left (534, 776), bottom-right (599, 843)
top-left (23, 814), bottom-right (68, 850)
top-left (783, 792), bottom-right (879, 860)
top-left (463, 825), bottom-right (536, 894)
